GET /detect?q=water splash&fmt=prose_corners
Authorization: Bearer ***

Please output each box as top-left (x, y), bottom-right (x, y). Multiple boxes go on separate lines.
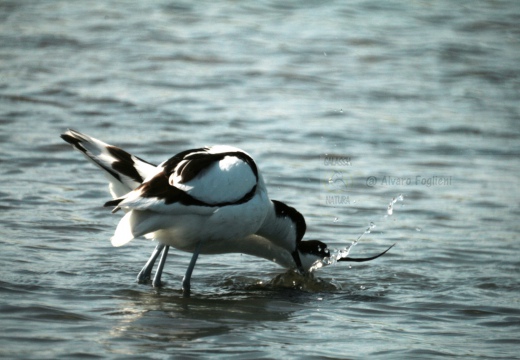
top-left (386, 194), bottom-right (404, 216)
top-left (312, 221), bottom-right (375, 270)
top-left (262, 270), bottom-right (339, 291)
top-left (356, 221), bottom-right (376, 242)
top-left (310, 194), bottom-right (404, 272)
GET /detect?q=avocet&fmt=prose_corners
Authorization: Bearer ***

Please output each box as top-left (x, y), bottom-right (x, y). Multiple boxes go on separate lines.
top-left (61, 130), bottom-right (391, 293)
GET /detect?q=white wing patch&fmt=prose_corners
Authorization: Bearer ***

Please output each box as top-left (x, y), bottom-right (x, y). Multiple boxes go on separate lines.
top-left (172, 155), bottom-right (256, 205)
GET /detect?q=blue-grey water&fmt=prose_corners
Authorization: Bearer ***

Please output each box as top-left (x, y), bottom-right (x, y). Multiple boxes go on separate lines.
top-left (1, 1), bottom-right (520, 359)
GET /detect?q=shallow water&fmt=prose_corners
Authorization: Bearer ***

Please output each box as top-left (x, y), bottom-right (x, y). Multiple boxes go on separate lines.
top-left (1, 1), bottom-right (520, 359)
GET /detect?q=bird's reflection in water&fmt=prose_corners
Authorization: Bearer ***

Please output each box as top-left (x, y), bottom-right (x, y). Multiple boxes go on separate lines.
top-left (104, 270), bottom-right (340, 351)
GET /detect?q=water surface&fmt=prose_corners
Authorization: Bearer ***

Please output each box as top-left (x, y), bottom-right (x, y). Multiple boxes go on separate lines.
top-left (1, 1), bottom-right (519, 359)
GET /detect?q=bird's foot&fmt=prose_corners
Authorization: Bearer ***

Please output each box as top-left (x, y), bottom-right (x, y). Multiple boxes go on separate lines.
top-left (136, 270), bottom-right (152, 284)
top-left (152, 279), bottom-right (164, 288)
top-left (181, 277), bottom-right (191, 297)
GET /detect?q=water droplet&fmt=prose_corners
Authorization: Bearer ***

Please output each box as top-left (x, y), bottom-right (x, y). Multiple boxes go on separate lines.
top-left (333, 217), bottom-right (339, 223)
top-left (416, 227), bottom-right (422, 232)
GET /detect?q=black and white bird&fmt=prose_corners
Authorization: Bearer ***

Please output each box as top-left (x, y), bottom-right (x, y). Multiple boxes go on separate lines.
top-left (61, 129), bottom-right (392, 293)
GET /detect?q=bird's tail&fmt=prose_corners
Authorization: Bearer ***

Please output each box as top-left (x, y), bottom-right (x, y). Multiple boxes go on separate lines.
top-left (61, 129), bottom-right (157, 198)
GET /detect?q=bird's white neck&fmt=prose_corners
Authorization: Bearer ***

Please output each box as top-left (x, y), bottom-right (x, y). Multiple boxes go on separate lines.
top-left (205, 234), bottom-right (322, 271)
top-left (255, 200), bottom-right (306, 253)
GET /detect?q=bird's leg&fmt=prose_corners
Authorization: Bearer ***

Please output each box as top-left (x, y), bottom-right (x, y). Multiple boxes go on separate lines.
top-left (182, 240), bottom-right (204, 295)
top-left (152, 246), bottom-right (170, 288)
top-left (291, 250), bottom-right (305, 274)
top-left (136, 244), bottom-right (165, 283)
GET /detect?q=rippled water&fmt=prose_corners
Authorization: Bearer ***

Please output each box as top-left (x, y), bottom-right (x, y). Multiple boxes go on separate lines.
top-left (1, 1), bottom-right (520, 358)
